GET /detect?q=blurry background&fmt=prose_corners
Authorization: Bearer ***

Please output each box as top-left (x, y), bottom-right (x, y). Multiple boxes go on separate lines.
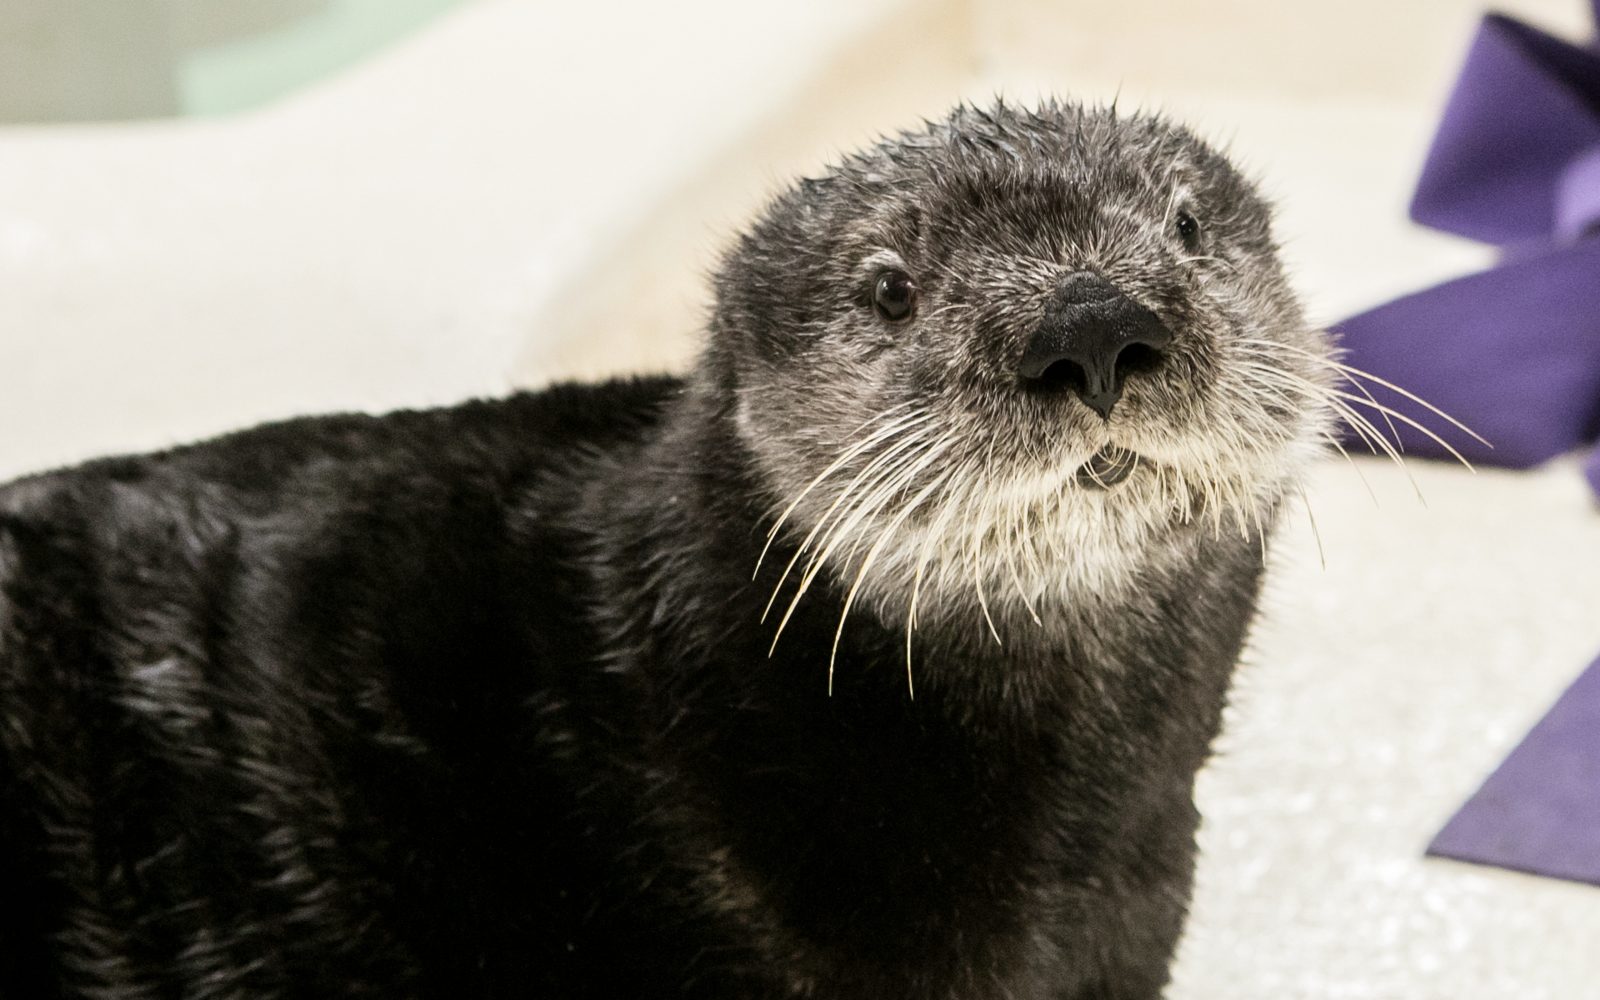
top-left (0, 0), bottom-right (468, 120)
top-left (2, 1), bottom-right (1599, 996)
top-left (9, 0), bottom-right (1588, 477)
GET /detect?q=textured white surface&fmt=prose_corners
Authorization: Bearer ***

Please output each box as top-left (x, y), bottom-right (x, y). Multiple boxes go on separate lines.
top-left (1174, 455), bottom-right (1600, 999)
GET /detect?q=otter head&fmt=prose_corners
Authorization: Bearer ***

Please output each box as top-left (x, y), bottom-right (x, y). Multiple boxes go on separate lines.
top-left (708, 101), bottom-right (1334, 628)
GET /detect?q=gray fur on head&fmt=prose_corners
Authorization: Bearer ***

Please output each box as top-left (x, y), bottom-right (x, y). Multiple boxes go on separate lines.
top-left (711, 100), bottom-right (1332, 637)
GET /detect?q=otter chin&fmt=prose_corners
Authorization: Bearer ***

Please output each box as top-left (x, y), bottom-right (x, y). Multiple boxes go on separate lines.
top-left (0, 100), bottom-right (1334, 999)
top-left (1075, 445), bottom-right (1142, 489)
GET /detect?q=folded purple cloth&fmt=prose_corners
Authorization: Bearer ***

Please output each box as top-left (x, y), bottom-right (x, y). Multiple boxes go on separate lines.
top-left (1328, 238), bottom-right (1600, 469)
top-left (1410, 13), bottom-right (1600, 246)
top-left (1428, 653), bottom-right (1600, 886)
top-left (1337, 4), bottom-right (1600, 891)
top-left (1331, 6), bottom-right (1600, 479)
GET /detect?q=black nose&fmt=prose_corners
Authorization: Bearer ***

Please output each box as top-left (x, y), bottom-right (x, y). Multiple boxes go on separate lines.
top-left (1017, 272), bottom-right (1173, 419)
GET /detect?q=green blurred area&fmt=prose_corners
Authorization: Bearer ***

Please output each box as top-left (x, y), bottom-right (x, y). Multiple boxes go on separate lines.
top-left (0, 0), bottom-right (474, 123)
top-left (180, 0), bottom-right (471, 116)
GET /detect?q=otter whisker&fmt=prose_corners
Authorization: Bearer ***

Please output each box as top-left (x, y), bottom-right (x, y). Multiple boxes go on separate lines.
top-left (816, 425), bottom-right (960, 575)
top-left (1247, 368), bottom-right (1424, 495)
top-left (1241, 343), bottom-right (1400, 454)
top-left (904, 485), bottom-right (967, 684)
top-left (814, 435), bottom-right (954, 603)
top-left (770, 432), bottom-right (956, 655)
top-left (1317, 428), bottom-right (1381, 506)
top-left (1176, 255), bottom-right (1235, 271)
top-left (1019, 493), bottom-right (1048, 584)
top-left (906, 557), bottom-right (927, 696)
top-left (1237, 338), bottom-right (1489, 450)
top-left (1231, 364), bottom-right (1352, 453)
top-left (762, 416), bottom-right (934, 623)
top-left (1172, 463), bottom-right (1194, 525)
top-left (830, 442), bottom-right (938, 568)
top-left (829, 469), bottom-right (952, 696)
top-left (960, 496), bottom-right (1005, 646)
top-left (1324, 359), bottom-right (1403, 447)
top-left (1234, 359), bottom-right (1425, 498)
top-left (1328, 389), bottom-right (1477, 470)
top-left (1298, 484), bottom-right (1326, 570)
top-left (756, 409), bottom-right (932, 579)
top-left (966, 440), bottom-right (1010, 645)
top-left (1321, 359), bottom-right (1489, 449)
top-left (770, 436), bottom-right (931, 634)
top-left (1003, 500), bottom-right (1043, 626)
top-left (1321, 397), bottom-right (1429, 502)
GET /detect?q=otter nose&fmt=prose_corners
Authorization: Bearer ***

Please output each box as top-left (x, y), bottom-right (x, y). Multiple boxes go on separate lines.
top-left (1017, 272), bottom-right (1173, 420)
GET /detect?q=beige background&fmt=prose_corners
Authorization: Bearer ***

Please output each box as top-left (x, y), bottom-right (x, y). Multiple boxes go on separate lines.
top-left (2, 2), bottom-right (1599, 996)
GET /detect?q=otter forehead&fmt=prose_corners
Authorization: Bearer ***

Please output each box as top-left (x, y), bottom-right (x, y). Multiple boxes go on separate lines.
top-left (793, 105), bottom-right (1264, 266)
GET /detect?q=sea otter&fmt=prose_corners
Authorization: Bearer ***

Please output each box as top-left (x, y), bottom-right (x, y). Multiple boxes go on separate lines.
top-left (0, 101), bottom-right (1332, 998)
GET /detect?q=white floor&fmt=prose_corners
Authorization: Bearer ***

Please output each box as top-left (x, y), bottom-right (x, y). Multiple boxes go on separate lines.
top-left (1178, 455), bottom-right (1600, 999)
top-left (3, 0), bottom-right (1599, 995)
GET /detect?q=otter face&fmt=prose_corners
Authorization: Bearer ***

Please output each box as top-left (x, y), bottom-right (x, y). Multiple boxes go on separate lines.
top-left (716, 101), bottom-right (1333, 624)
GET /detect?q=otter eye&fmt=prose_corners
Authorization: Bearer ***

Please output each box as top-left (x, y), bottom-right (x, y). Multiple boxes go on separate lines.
top-left (1175, 210), bottom-right (1201, 251)
top-left (872, 270), bottom-right (918, 323)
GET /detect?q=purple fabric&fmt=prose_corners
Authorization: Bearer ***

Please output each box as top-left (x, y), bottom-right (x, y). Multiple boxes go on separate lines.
top-left (1408, 15), bottom-right (1600, 245)
top-left (1556, 143), bottom-right (1600, 241)
top-left (1330, 10), bottom-right (1600, 475)
top-left (1428, 653), bottom-right (1600, 885)
top-left (1331, 238), bottom-right (1600, 468)
top-left (1337, 5), bottom-right (1600, 890)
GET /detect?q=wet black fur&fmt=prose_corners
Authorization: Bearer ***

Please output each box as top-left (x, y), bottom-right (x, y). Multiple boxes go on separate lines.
top-left (1, 105), bottom-right (1283, 999)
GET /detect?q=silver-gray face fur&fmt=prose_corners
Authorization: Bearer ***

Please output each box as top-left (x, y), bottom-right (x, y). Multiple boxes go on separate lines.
top-left (717, 101), bottom-right (1333, 655)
